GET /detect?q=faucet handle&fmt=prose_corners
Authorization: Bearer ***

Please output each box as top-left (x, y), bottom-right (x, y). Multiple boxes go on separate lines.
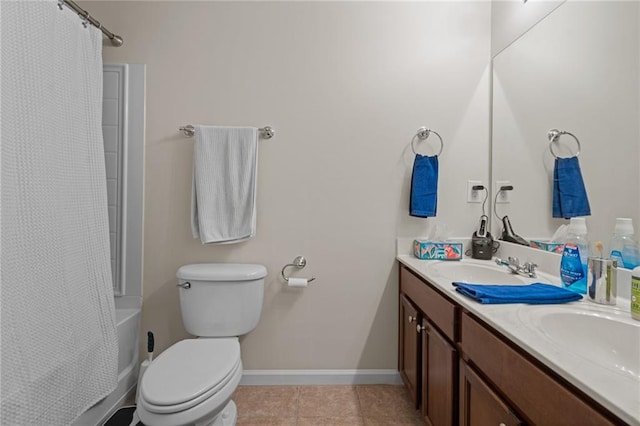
top-left (507, 256), bottom-right (520, 267)
top-left (522, 262), bottom-right (538, 276)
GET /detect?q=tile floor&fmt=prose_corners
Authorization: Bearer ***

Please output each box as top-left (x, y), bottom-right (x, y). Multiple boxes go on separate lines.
top-left (232, 385), bottom-right (425, 426)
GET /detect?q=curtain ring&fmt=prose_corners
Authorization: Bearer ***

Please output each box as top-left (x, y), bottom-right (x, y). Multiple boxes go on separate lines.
top-left (548, 129), bottom-right (581, 158)
top-left (80, 10), bottom-right (90, 28)
top-left (411, 127), bottom-right (444, 156)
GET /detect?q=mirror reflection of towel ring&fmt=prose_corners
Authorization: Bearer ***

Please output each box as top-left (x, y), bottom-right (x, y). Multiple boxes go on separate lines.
top-left (411, 127), bottom-right (444, 156)
top-left (548, 129), bottom-right (581, 158)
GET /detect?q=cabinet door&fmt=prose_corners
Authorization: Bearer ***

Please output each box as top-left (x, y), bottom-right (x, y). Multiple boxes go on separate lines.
top-left (459, 360), bottom-right (522, 426)
top-left (399, 295), bottom-right (420, 408)
top-left (421, 319), bottom-right (457, 426)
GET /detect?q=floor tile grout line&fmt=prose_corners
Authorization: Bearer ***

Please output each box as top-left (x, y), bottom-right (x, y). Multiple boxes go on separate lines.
top-left (294, 385), bottom-right (300, 425)
top-left (354, 384), bottom-right (364, 419)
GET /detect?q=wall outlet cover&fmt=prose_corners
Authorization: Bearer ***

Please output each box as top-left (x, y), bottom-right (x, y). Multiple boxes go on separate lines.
top-left (467, 180), bottom-right (484, 203)
top-left (495, 180), bottom-right (512, 203)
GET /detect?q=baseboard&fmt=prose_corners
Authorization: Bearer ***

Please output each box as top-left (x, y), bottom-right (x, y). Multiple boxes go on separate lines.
top-left (240, 369), bottom-right (402, 386)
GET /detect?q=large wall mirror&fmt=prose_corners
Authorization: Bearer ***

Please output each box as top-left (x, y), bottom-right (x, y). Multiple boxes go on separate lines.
top-left (491, 0), bottom-right (640, 257)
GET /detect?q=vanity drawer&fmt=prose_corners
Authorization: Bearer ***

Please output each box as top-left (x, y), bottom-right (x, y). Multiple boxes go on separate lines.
top-left (400, 265), bottom-right (456, 342)
top-left (460, 312), bottom-right (617, 426)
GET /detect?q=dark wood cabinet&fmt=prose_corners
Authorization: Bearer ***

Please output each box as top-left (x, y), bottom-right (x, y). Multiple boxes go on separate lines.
top-left (398, 263), bottom-right (623, 426)
top-left (400, 266), bottom-right (457, 426)
top-left (460, 312), bottom-right (617, 426)
top-left (421, 318), bottom-right (457, 426)
top-left (459, 359), bottom-right (522, 426)
top-left (399, 294), bottom-right (420, 408)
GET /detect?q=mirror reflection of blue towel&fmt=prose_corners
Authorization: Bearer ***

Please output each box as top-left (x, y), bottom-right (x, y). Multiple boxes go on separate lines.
top-left (410, 154), bottom-right (438, 217)
top-left (553, 156), bottom-right (590, 219)
top-left (452, 282), bottom-right (583, 304)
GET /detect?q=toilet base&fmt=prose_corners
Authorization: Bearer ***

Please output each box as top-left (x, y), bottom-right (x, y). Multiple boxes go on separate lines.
top-left (133, 400), bottom-right (236, 426)
top-left (203, 400), bottom-right (236, 426)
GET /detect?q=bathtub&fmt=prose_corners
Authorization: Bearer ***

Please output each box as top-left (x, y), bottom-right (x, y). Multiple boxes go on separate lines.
top-left (72, 308), bottom-right (140, 426)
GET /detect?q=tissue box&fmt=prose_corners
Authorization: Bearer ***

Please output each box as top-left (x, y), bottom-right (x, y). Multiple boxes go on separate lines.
top-left (413, 240), bottom-right (463, 260)
top-left (530, 240), bottom-right (564, 254)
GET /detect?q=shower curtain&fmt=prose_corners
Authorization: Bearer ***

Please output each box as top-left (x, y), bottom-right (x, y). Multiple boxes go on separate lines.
top-left (1, 2), bottom-right (118, 425)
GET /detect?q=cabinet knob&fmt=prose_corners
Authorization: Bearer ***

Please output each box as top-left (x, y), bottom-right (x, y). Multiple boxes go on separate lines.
top-left (499, 423), bottom-right (506, 426)
top-left (408, 315), bottom-right (416, 323)
top-left (416, 324), bottom-right (427, 333)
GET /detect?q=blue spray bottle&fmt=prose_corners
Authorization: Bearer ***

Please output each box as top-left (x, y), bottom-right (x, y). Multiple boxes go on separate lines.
top-left (560, 217), bottom-right (589, 294)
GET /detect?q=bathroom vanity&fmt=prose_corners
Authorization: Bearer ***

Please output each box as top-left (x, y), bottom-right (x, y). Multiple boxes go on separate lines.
top-left (397, 256), bottom-right (639, 426)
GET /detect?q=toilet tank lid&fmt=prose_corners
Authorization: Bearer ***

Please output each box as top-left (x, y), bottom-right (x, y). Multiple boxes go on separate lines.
top-left (177, 263), bottom-right (267, 281)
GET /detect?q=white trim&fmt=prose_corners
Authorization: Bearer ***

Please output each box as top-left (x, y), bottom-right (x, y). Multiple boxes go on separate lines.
top-left (240, 370), bottom-right (402, 386)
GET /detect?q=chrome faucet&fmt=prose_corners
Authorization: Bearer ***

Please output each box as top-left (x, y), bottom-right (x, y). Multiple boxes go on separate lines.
top-left (495, 257), bottom-right (538, 278)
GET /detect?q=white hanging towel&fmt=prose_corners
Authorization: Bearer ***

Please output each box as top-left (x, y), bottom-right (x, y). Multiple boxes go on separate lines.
top-left (191, 125), bottom-right (259, 244)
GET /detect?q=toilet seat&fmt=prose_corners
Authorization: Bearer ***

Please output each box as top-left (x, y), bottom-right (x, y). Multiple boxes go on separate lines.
top-left (140, 338), bottom-right (240, 414)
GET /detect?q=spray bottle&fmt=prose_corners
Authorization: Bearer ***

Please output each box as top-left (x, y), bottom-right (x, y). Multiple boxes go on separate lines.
top-left (135, 331), bottom-right (155, 403)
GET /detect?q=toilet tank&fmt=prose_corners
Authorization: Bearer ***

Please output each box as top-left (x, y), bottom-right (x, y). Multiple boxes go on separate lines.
top-left (176, 263), bottom-right (267, 337)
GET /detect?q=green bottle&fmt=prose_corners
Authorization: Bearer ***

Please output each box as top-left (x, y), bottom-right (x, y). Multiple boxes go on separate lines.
top-left (632, 266), bottom-right (640, 321)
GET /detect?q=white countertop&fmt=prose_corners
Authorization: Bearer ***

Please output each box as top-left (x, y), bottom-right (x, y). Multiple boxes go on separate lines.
top-left (397, 254), bottom-right (640, 425)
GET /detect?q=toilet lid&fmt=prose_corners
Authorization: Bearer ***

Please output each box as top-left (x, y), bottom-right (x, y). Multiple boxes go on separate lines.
top-left (140, 338), bottom-right (240, 408)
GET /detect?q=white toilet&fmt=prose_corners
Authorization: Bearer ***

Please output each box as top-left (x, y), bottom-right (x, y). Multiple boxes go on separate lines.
top-left (136, 263), bottom-right (267, 426)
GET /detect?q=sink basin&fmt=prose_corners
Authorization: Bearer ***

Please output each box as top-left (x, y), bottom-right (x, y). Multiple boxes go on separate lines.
top-left (425, 260), bottom-right (530, 284)
top-left (520, 306), bottom-right (640, 380)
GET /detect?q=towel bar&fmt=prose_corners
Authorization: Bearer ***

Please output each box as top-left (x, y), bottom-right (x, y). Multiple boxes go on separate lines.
top-left (179, 124), bottom-right (275, 139)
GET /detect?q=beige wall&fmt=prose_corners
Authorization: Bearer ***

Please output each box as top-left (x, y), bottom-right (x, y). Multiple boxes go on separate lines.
top-left (87, 1), bottom-right (491, 370)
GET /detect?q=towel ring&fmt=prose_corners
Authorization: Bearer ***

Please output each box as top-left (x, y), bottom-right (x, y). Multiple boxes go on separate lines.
top-left (281, 256), bottom-right (316, 283)
top-left (411, 127), bottom-right (443, 156)
top-left (548, 129), bottom-right (581, 159)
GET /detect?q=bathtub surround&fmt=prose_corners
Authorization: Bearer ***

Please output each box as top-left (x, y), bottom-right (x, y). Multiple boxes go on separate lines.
top-left (1, 2), bottom-right (117, 424)
top-left (72, 63), bottom-right (147, 425)
top-left (88, 0), bottom-right (491, 373)
top-left (102, 63), bottom-right (146, 303)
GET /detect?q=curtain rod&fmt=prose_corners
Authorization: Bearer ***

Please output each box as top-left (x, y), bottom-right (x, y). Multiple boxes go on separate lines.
top-left (61, 0), bottom-right (123, 46)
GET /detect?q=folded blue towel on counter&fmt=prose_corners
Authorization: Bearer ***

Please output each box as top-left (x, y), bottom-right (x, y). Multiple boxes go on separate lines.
top-left (553, 156), bottom-right (590, 219)
top-left (452, 282), bottom-right (583, 304)
top-left (410, 154), bottom-right (438, 218)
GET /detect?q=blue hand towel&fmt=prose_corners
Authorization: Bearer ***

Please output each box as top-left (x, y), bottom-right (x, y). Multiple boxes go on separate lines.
top-left (452, 282), bottom-right (583, 304)
top-left (553, 156), bottom-right (590, 219)
top-left (410, 154), bottom-right (438, 217)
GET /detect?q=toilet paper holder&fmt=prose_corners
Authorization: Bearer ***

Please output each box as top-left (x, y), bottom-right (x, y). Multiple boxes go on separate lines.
top-left (281, 256), bottom-right (316, 283)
